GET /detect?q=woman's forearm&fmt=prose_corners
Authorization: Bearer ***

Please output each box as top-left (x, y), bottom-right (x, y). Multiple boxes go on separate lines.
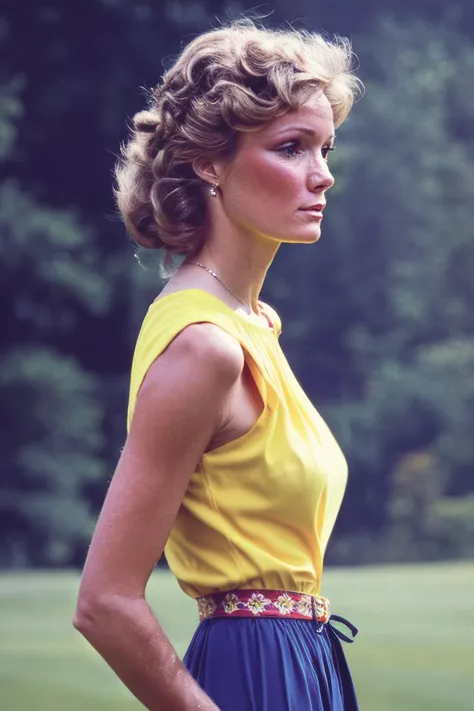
top-left (73, 595), bottom-right (220, 711)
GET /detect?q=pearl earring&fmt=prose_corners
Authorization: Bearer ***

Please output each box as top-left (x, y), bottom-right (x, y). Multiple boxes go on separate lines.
top-left (209, 183), bottom-right (219, 197)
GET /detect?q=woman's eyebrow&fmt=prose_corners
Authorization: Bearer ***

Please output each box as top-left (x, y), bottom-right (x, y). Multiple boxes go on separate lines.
top-left (270, 127), bottom-right (335, 142)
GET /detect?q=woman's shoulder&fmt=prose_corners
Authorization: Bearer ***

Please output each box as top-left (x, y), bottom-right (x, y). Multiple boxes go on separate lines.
top-left (137, 289), bottom-right (244, 355)
top-left (127, 292), bottom-right (247, 431)
top-left (160, 321), bottom-right (245, 379)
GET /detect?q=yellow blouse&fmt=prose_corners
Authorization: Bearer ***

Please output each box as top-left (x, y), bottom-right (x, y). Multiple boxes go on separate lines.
top-left (127, 289), bottom-right (348, 598)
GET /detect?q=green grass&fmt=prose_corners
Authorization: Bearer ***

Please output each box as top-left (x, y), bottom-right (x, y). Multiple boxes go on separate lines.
top-left (1, 562), bottom-right (473, 710)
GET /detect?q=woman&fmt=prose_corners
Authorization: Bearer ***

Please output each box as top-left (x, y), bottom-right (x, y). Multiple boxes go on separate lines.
top-left (73, 18), bottom-right (362, 711)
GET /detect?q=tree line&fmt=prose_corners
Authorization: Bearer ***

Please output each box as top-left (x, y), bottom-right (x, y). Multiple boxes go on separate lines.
top-left (1, 0), bottom-right (473, 567)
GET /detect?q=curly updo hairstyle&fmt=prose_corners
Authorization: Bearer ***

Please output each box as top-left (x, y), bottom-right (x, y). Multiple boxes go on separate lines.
top-left (114, 18), bottom-right (362, 275)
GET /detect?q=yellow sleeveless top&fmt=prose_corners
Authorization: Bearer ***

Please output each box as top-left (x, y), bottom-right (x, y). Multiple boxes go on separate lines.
top-left (127, 289), bottom-right (348, 598)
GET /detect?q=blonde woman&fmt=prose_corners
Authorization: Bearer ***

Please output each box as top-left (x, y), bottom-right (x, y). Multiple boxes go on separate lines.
top-left (73, 18), bottom-right (362, 711)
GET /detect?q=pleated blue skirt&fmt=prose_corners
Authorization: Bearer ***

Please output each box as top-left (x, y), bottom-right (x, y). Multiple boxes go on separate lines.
top-left (184, 617), bottom-right (359, 711)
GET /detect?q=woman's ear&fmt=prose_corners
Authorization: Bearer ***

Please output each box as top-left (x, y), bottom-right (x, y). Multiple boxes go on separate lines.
top-left (192, 157), bottom-right (220, 186)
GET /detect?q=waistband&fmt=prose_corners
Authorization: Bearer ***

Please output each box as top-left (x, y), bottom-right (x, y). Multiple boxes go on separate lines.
top-left (196, 588), bottom-right (358, 643)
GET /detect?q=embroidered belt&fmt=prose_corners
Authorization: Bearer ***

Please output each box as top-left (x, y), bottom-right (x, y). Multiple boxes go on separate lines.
top-left (196, 588), bottom-right (358, 644)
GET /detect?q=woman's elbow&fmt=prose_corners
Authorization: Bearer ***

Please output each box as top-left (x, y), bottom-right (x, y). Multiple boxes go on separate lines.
top-left (72, 591), bottom-right (109, 633)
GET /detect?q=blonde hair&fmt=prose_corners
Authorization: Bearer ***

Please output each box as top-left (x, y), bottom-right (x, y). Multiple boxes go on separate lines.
top-left (115, 18), bottom-right (362, 273)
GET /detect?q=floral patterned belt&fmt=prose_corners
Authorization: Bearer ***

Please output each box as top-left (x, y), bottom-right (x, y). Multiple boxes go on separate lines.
top-left (196, 588), bottom-right (358, 643)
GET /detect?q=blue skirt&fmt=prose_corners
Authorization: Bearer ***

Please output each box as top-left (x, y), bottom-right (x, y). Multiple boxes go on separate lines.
top-left (183, 616), bottom-right (359, 711)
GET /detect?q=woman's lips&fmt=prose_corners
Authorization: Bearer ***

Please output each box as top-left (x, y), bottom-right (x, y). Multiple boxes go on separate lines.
top-left (299, 208), bottom-right (324, 218)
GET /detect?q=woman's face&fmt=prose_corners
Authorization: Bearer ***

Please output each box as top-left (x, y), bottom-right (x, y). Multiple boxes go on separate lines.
top-left (217, 92), bottom-right (336, 245)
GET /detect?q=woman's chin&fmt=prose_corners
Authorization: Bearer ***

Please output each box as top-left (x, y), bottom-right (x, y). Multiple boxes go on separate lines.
top-left (269, 225), bottom-right (322, 245)
top-left (290, 228), bottom-right (322, 244)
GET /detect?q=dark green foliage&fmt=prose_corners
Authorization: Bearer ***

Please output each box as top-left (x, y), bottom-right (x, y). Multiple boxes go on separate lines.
top-left (0, 70), bottom-right (109, 566)
top-left (1, 1), bottom-right (474, 566)
top-left (0, 348), bottom-right (104, 566)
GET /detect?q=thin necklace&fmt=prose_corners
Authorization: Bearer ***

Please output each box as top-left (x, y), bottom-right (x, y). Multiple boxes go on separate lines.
top-left (187, 261), bottom-right (252, 315)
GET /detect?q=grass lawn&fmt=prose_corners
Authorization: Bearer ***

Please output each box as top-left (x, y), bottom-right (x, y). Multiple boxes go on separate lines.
top-left (0, 562), bottom-right (473, 710)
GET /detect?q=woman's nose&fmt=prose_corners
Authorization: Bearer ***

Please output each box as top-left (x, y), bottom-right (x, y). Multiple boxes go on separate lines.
top-left (308, 164), bottom-right (335, 192)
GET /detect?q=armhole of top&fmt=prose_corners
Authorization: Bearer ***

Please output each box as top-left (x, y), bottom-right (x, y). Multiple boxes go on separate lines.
top-left (199, 340), bottom-right (272, 459)
top-left (240, 343), bottom-right (268, 415)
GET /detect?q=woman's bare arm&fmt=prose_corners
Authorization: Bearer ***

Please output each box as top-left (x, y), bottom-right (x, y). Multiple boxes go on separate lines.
top-left (73, 322), bottom-right (244, 711)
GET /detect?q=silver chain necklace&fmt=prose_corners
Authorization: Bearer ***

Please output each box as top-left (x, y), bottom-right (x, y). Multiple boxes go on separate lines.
top-left (187, 261), bottom-right (252, 315)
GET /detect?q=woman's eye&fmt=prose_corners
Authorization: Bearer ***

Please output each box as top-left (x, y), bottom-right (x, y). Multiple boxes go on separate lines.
top-left (322, 145), bottom-right (335, 161)
top-left (278, 141), bottom-right (303, 158)
top-left (278, 142), bottom-right (336, 161)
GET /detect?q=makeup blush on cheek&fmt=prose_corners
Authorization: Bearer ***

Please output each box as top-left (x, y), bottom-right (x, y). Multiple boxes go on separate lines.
top-left (249, 154), bottom-right (302, 205)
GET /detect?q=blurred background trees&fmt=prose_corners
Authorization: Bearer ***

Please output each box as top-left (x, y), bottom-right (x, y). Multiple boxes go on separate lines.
top-left (1, 0), bottom-right (473, 567)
